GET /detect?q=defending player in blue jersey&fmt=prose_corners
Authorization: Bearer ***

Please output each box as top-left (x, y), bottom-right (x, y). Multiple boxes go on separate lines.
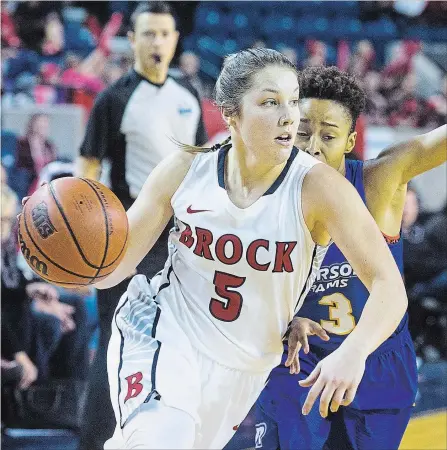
top-left (254, 66), bottom-right (447, 450)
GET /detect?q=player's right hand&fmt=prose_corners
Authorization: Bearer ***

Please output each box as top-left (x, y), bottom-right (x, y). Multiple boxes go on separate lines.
top-left (299, 344), bottom-right (366, 418)
top-left (285, 317), bottom-right (329, 374)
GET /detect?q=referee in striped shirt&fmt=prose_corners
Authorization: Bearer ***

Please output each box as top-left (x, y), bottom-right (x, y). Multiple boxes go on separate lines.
top-left (76, 3), bottom-right (207, 449)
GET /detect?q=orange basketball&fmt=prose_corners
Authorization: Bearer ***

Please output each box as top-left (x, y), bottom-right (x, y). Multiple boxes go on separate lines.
top-left (18, 177), bottom-right (128, 288)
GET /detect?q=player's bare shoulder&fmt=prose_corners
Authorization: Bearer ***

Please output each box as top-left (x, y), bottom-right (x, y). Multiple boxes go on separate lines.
top-left (142, 150), bottom-right (198, 203)
top-left (162, 150), bottom-right (197, 182)
top-left (301, 162), bottom-right (358, 245)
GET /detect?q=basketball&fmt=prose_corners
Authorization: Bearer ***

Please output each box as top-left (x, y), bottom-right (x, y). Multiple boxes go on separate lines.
top-left (18, 177), bottom-right (128, 288)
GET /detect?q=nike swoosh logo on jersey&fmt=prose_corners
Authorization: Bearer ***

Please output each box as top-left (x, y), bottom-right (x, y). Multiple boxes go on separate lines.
top-left (187, 205), bottom-right (212, 214)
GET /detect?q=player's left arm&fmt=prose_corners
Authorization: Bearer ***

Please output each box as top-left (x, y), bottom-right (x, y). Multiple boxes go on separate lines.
top-left (301, 163), bottom-right (408, 417)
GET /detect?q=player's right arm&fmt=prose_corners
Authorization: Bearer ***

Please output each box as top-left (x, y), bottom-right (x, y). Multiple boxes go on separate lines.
top-left (94, 152), bottom-right (195, 289)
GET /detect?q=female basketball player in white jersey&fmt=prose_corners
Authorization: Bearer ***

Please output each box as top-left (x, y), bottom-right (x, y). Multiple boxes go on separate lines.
top-left (94, 48), bottom-right (408, 449)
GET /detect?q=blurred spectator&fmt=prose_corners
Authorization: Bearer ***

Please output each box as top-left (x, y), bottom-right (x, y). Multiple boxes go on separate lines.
top-left (34, 62), bottom-right (61, 104)
top-left (201, 98), bottom-right (227, 142)
top-left (2, 7), bottom-right (123, 105)
top-left (1, 9), bottom-right (21, 48)
top-left (362, 71), bottom-right (388, 125)
top-left (60, 52), bottom-right (105, 93)
top-left (383, 40), bottom-right (421, 78)
top-left (2, 54), bottom-right (45, 107)
top-left (41, 11), bottom-right (65, 57)
top-left (1, 185), bottom-right (36, 388)
top-left (403, 187), bottom-right (447, 297)
top-left (403, 187), bottom-right (447, 360)
top-left (1, 185), bottom-right (90, 387)
top-left (179, 50), bottom-right (205, 98)
top-left (387, 72), bottom-right (427, 127)
top-left (426, 75), bottom-right (447, 127)
top-left (14, 1), bottom-right (63, 53)
top-left (102, 58), bottom-right (127, 86)
top-left (51, 13), bottom-right (123, 94)
top-left (16, 113), bottom-right (57, 195)
top-left (402, 186), bottom-right (423, 246)
top-left (304, 40), bottom-right (326, 68)
top-left (349, 40), bottom-right (376, 79)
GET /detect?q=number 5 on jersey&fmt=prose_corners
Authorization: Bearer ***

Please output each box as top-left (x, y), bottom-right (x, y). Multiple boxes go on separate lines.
top-left (209, 271), bottom-right (246, 322)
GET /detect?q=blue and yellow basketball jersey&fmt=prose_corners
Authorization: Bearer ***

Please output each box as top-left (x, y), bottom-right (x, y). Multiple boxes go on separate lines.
top-left (255, 160), bottom-right (418, 450)
top-left (298, 159), bottom-right (408, 355)
top-left (272, 159), bottom-right (417, 411)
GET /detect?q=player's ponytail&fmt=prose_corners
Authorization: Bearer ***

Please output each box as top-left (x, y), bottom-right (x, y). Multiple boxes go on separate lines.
top-left (173, 135), bottom-right (232, 154)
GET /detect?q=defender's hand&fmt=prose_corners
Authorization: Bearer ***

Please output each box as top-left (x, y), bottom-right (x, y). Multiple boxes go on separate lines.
top-left (285, 317), bottom-right (329, 374)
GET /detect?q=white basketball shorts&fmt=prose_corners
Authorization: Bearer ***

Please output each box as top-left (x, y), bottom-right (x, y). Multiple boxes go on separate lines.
top-left (105, 275), bottom-right (270, 449)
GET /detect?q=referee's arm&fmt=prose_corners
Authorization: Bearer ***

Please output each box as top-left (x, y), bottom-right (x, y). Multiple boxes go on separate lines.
top-left (76, 90), bottom-right (113, 180)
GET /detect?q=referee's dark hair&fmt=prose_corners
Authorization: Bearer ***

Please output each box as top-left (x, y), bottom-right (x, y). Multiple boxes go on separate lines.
top-left (298, 66), bottom-right (366, 133)
top-left (130, 2), bottom-right (177, 31)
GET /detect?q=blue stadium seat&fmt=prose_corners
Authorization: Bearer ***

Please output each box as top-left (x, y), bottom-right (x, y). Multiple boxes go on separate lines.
top-left (288, 1), bottom-right (325, 15)
top-left (363, 17), bottom-right (398, 40)
top-left (221, 0), bottom-right (262, 14)
top-left (405, 25), bottom-right (447, 42)
top-left (261, 14), bottom-right (297, 36)
top-left (182, 35), bottom-right (198, 52)
top-left (229, 12), bottom-right (252, 32)
top-left (64, 22), bottom-right (95, 56)
top-left (294, 16), bottom-right (329, 38)
top-left (288, 1), bottom-right (358, 17)
top-left (322, 1), bottom-right (359, 16)
top-left (1, 130), bottom-right (17, 170)
top-left (195, 6), bottom-right (224, 30)
top-left (430, 27), bottom-right (447, 41)
top-left (325, 43), bottom-right (338, 65)
top-left (326, 17), bottom-right (363, 39)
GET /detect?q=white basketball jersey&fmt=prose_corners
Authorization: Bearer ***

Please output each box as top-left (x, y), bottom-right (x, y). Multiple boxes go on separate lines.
top-left (153, 148), bottom-right (326, 372)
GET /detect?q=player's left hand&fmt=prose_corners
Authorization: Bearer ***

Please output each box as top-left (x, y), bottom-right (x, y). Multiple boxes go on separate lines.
top-left (299, 345), bottom-right (366, 418)
top-left (285, 317), bottom-right (329, 374)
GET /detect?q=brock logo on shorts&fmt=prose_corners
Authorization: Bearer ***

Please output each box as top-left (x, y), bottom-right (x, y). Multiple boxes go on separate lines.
top-left (32, 201), bottom-right (57, 238)
top-left (255, 422), bottom-right (267, 448)
top-left (124, 372), bottom-right (144, 403)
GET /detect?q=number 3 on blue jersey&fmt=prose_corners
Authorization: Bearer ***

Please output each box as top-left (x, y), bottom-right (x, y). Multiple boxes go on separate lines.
top-left (319, 293), bottom-right (356, 335)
